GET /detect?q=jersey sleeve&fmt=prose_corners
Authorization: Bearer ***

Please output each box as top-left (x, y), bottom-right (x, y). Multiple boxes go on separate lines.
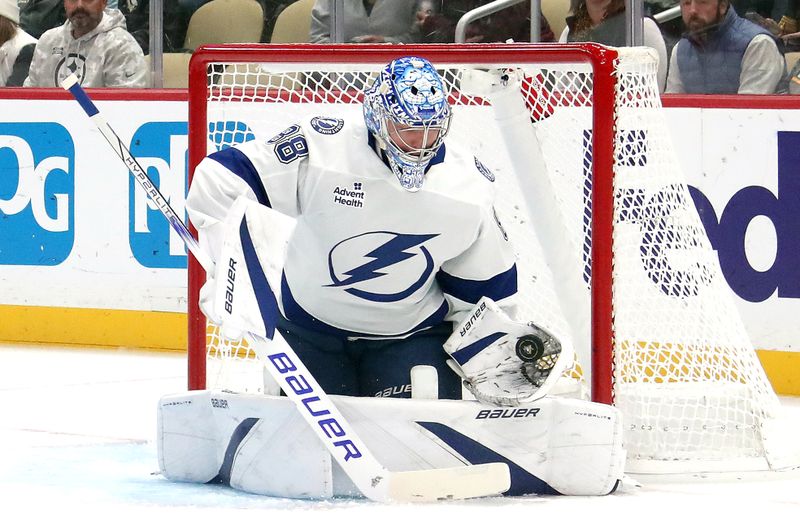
top-left (186, 124), bottom-right (308, 260)
top-left (438, 203), bottom-right (518, 323)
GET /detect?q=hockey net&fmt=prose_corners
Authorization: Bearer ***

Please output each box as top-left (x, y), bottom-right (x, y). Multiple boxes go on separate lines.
top-left (186, 44), bottom-right (796, 475)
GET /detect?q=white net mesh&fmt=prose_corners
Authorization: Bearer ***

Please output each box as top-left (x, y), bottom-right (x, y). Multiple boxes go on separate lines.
top-left (191, 45), bottom-right (787, 473)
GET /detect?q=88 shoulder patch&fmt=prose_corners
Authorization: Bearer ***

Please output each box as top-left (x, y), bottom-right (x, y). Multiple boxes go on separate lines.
top-left (474, 157), bottom-right (495, 182)
top-left (267, 124), bottom-right (301, 144)
top-left (311, 116), bottom-right (344, 135)
top-left (268, 125), bottom-right (308, 164)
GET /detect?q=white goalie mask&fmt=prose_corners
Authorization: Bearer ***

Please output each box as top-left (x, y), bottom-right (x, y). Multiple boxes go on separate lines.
top-left (363, 56), bottom-right (452, 192)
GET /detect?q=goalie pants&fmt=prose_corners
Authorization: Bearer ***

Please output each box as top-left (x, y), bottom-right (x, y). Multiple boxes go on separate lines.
top-left (276, 318), bottom-right (462, 399)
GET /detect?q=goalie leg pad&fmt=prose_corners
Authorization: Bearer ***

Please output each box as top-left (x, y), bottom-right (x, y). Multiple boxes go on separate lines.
top-left (158, 391), bottom-right (336, 499)
top-left (157, 392), bottom-right (223, 483)
top-left (158, 391), bottom-right (624, 498)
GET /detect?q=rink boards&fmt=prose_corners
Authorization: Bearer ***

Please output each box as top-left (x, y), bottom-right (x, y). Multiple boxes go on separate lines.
top-left (0, 90), bottom-right (798, 393)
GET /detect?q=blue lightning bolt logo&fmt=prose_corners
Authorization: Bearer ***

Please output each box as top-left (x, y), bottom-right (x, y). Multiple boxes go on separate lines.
top-left (327, 231), bottom-right (439, 302)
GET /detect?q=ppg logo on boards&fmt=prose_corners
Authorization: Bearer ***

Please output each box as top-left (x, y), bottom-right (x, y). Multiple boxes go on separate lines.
top-left (129, 122), bottom-right (189, 268)
top-left (129, 121), bottom-right (256, 268)
top-left (0, 123), bottom-right (74, 265)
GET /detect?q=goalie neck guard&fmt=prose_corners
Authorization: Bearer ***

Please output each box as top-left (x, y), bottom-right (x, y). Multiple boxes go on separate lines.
top-left (363, 56), bottom-right (452, 192)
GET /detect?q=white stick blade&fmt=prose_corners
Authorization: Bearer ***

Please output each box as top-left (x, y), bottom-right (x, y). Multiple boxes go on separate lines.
top-left (388, 463), bottom-right (510, 502)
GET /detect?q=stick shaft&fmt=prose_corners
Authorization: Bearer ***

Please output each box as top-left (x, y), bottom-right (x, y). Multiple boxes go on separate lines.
top-left (61, 74), bottom-right (394, 498)
top-left (62, 75), bottom-right (214, 272)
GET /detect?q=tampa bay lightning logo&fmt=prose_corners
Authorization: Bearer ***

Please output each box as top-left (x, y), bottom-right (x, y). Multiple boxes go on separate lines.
top-left (474, 157), bottom-right (495, 182)
top-left (327, 231), bottom-right (439, 302)
top-left (311, 116), bottom-right (344, 135)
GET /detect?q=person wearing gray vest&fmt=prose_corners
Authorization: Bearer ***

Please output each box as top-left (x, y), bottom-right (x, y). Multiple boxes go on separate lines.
top-left (666, 0), bottom-right (788, 94)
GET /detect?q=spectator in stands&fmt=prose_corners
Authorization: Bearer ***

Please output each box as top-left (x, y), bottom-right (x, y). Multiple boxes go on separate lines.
top-left (665, 0), bottom-right (788, 93)
top-left (119, 0), bottom-right (194, 53)
top-left (732, 0), bottom-right (797, 37)
top-left (560, 0), bottom-right (668, 91)
top-left (24, 0), bottom-right (146, 87)
top-left (418, 0), bottom-right (556, 43)
top-left (309, 0), bottom-right (421, 43)
top-left (258, 1), bottom-right (294, 42)
top-left (119, 1), bottom-right (290, 52)
top-left (789, 55), bottom-right (800, 92)
top-left (1, 0), bottom-right (37, 86)
top-left (19, 0), bottom-right (65, 39)
top-left (784, 26), bottom-right (800, 49)
top-left (734, 0), bottom-right (800, 51)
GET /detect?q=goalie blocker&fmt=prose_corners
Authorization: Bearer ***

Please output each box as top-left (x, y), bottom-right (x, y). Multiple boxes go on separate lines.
top-left (158, 391), bottom-right (625, 498)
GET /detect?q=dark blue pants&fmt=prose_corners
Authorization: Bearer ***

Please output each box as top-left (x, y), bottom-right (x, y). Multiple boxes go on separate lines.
top-left (276, 319), bottom-right (462, 399)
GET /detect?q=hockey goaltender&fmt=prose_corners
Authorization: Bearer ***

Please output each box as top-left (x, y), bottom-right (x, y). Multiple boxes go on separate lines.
top-left (157, 56), bottom-right (626, 501)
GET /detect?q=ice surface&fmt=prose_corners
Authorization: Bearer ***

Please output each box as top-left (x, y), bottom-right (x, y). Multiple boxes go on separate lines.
top-left (2, 344), bottom-right (798, 522)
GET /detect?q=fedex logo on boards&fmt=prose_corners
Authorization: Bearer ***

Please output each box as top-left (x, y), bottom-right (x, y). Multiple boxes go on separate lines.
top-left (584, 130), bottom-right (800, 303)
top-left (688, 131), bottom-right (800, 302)
top-left (0, 123), bottom-right (74, 265)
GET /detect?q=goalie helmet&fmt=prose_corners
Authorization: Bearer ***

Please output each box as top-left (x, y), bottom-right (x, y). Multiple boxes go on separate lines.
top-left (363, 56), bottom-right (452, 192)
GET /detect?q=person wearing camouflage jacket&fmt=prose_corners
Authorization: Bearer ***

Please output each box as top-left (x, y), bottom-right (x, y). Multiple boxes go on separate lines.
top-left (24, 1), bottom-right (145, 87)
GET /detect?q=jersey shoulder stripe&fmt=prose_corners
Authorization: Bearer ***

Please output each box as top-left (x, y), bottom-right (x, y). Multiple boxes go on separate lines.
top-left (209, 147), bottom-right (271, 207)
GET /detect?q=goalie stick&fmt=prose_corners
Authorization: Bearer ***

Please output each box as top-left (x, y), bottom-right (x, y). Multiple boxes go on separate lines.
top-left (61, 74), bottom-right (511, 502)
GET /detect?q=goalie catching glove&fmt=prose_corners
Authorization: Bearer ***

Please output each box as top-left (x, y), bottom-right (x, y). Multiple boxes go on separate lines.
top-left (444, 297), bottom-right (572, 407)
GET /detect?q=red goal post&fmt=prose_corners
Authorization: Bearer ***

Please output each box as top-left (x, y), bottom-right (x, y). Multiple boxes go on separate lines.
top-left (186, 42), bottom-right (617, 399)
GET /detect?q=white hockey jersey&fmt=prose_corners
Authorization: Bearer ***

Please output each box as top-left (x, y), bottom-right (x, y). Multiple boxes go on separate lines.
top-left (187, 115), bottom-right (517, 338)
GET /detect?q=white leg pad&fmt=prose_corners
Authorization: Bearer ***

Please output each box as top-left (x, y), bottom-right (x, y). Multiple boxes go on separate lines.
top-left (158, 391), bottom-right (335, 498)
top-left (158, 391), bottom-right (625, 498)
top-left (157, 393), bottom-right (223, 483)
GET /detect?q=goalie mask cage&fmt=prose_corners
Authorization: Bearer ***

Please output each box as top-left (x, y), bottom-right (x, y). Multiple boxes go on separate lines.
top-left (186, 43), bottom-right (797, 475)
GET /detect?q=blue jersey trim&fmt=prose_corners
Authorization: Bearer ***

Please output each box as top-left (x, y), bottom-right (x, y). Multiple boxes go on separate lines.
top-left (280, 273), bottom-right (449, 339)
top-left (240, 216), bottom-right (279, 339)
top-left (209, 147), bottom-right (271, 207)
top-left (428, 142), bottom-right (446, 168)
top-left (416, 421), bottom-right (562, 496)
top-left (437, 264), bottom-right (518, 305)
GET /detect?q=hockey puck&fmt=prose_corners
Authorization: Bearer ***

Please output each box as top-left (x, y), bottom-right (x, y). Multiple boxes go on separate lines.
top-left (515, 334), bottom-right (545, 362)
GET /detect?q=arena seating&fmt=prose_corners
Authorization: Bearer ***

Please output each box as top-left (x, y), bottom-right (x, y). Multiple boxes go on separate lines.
top-left (270, 0), bottom-right (315, 43)
top-left (183, 0), bottom-right (265, 50)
